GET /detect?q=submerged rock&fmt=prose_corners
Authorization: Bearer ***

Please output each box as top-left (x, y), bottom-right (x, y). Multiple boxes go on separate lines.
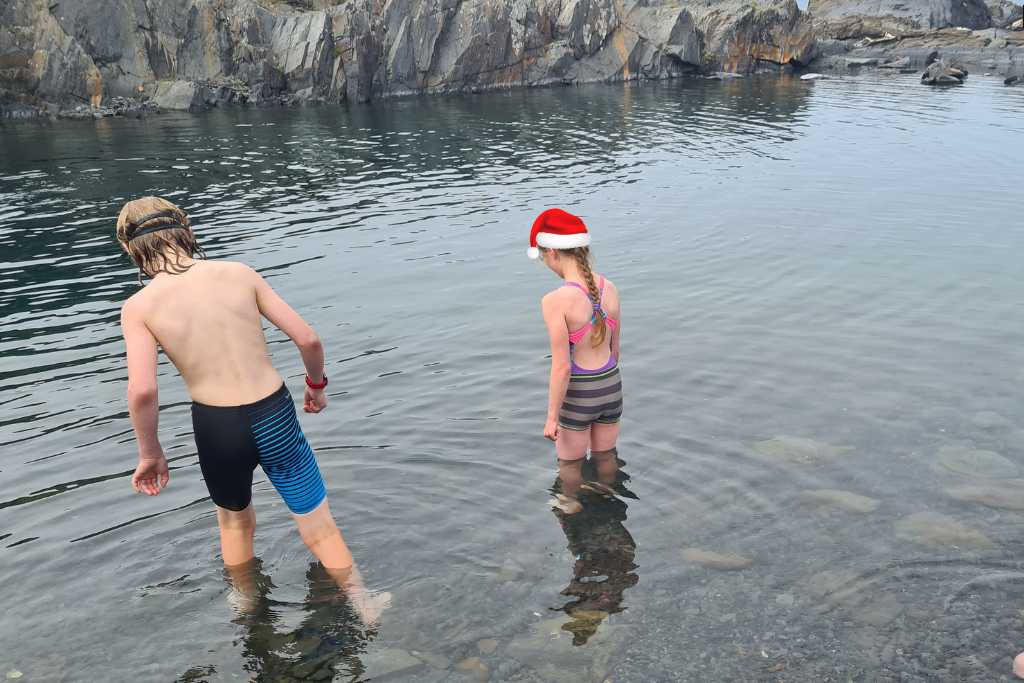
top-left (477, 639), bottom-right (499, 655)
top-left (456, 656), bottom-right (489, 681)
top-left (946, 482), bottom-right (1024, 510)
top-left (921, 58), bottom-right (969, 84)
top-left (800, 488), bottom-right (881, 513)
top-left (360, 648), bottom-right (424, 680)
top-left (682, 547), bottom-right (753, 570)
top-left (753, 436), bottom-right (850, 464)
top-left (1007, 75), bottom-right (1021, 85)
top-left (894, 511), bottom-right (993, 548)
top-left (937, 445), bottom-right (1018, 478)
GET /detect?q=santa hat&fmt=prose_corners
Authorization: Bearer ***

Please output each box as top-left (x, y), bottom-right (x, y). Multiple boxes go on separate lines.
top-left (527, 208), bottom-right (590, 259)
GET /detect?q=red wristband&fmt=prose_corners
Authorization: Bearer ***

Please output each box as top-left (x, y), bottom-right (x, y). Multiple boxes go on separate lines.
top-left (305, 374), bottom-right (328, 390)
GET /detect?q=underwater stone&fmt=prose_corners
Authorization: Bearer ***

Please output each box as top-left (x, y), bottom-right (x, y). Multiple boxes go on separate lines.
top-left (894, 511), bottom-right (993, 548)
top-left (937, 445), bottom-right (1018, 478)
top-left (754, 436), bottom-right (850, 464)
top-left (800, 489), bottom-right (881, 513)
top-left (945, 482), bottom-right (1024, 510)
top-left (682, 548), bottom-right (753, 570)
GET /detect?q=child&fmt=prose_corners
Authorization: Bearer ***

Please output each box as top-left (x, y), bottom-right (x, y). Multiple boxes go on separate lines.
top-left (116, 196), bottom-right (388, 624)
top-left (529, 208), bottom-right (623, 508)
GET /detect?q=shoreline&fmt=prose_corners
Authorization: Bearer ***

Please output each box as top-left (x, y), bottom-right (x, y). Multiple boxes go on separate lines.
top-left (2, 62), bottom-right (1015, 125)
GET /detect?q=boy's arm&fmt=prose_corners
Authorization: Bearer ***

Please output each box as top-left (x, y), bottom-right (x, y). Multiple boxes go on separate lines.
top-left (121, 298), bottom-right (169, 495)
top-left (251, 268), bottom-right (327, 412)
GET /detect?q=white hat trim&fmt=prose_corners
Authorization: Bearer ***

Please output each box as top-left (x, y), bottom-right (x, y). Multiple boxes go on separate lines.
top-left (535, 232), bottom-right (591, 250)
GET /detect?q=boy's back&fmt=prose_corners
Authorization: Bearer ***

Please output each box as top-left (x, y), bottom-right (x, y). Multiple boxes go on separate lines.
top-left (123, 260), bottom-right (284, 406)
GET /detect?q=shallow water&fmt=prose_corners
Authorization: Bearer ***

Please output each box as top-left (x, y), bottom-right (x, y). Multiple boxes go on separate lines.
top-left (2, 74), bottom-right (1024, 682)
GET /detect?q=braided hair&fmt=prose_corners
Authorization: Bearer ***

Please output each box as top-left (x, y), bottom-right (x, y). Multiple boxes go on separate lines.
top-left (571, 246), bottom-right (606, 347)
top-left (115, 196), bottom-right (205, 285)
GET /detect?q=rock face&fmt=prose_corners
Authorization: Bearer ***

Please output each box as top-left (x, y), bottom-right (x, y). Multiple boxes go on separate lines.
top-left (0, 0), bottom-right (818, 114)
top-left (808, 0), bottom-right (993, 35)
top-left (988, 0), bottom-right (1023, 29)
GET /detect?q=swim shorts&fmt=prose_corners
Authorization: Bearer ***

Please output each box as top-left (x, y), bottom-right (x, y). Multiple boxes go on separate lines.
top-left (191, 384), bottom-right (327, 514)
top-left (558, 363), bottom-right (624, 432)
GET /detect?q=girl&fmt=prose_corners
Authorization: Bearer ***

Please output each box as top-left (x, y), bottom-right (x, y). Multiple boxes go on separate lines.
top-left (115, 196), bottom-right (388, 624)
top-left (529, 208), bottom-right (623, 508)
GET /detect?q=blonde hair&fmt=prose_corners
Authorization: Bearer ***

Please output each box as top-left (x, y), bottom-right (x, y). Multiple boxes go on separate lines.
top-left (115, 196), bottom-right (204, 284)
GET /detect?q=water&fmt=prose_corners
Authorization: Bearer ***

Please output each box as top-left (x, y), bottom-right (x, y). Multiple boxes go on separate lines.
top-left (2, 74), bottom-right (1023, 681)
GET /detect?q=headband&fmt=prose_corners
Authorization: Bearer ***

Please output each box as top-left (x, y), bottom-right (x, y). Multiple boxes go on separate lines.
top-left (127, 210), bottom-right (188, 240)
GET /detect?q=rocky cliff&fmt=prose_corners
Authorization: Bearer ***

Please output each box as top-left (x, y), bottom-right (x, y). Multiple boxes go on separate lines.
top-left (1, 0), bottom-right (1020, 117)
top-left (2, 0), bottom-right (818, 114)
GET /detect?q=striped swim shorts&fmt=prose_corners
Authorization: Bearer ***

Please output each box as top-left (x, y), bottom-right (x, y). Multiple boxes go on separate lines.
top-left (558, 364), bottom-right (624, 432)
top-left (191, 384), bottom-right (327, 515)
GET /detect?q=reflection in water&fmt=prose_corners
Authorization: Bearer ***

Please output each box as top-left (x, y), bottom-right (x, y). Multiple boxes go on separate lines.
top-left (550, 454), bottom-right (639, 646)
top-left (178, 559), bottom-right (376, 683)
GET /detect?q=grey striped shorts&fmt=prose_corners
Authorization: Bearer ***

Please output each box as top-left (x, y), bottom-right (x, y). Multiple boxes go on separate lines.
top-left (558, 365), bottom-right (624, 431)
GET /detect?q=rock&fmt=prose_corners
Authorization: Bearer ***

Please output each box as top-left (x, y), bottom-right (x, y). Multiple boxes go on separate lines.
top-left (477, 639), bottom-right (499, 655)
top-left (455, 656), bottom-right (489, 681)
top-left (753, 436), bottom-right (850, 464)
top-left (800, 72), bottom-right (828, 79)
top-left (879, 56), bottom-right (912, 68)
top-left (845, 57), bottom-right (879, 67)
top-left (989, 0), bottom-right (1024, 29)
top-left (5, 673), bottom-right (22, 681)
top-left (360, 648), bottom-right (425, 680)
top-left (1014, 18), bottom-right (1024, 30)
top-left (682, 547), bottom-right (753, 570)
top-left (706, 71), bottom-right (745, 80)
top-left (412, 651), bottom-right (451, 670)
top-left (936, 445), bottom-right (1017, 477)
top-left (800, 489), bottom-right (881, 513)
top-left (921, 57), bottom-right (969, 83)
top-left (808, 0), bottom-right (992, 31)
top-left (0, 0), bottom-right (820, 111)
top-left (946, 482), bottom-right (1024, 510)
top-left (894, 511), bottom-right (994, 548)
top-left (1007, 75), bottom-right (1021, 85)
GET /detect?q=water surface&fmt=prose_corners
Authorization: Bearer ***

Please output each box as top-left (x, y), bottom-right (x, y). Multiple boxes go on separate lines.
top-left (2, 74), bottom-right (1024, 681)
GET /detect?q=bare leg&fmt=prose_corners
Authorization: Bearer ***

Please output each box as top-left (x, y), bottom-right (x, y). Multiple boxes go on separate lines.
top-left (293, 499), bottom-right (390, 626)
top-left (554, 427), bottom-right (590, 513)
top-left (217, 504), bottom-right (256, 566)
top-left (590, 422), bottom-right (621, 485)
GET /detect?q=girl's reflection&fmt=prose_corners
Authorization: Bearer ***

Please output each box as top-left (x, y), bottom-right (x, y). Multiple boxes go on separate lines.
top-left (549, 450), bottom-right (639, 645)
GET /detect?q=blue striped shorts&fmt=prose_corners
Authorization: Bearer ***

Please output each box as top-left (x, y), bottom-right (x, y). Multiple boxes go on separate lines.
top-left (191, 384), bottom-right (327, 515)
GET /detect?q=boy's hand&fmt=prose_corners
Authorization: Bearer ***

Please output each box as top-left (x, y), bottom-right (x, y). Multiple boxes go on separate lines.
top-left (544, 418), bottom-right (560, 441)
top-left (304, 386), bottom-right (328, 413)
top-left (132, 453), bottom-right (169, 496)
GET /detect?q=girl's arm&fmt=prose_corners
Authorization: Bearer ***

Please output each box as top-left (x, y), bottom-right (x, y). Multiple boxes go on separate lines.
top-left (121, 297), bottom-right (169, 495)
top-left (541, 293), bottom-right (571, 441)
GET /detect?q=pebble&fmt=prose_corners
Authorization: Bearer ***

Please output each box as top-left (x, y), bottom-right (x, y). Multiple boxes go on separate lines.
top-left (800, 489), bottom-right (880, 513)
top-left (477, 638), bottom-right (498, 655)
top-left (682, 548), bottom-right (753, 570)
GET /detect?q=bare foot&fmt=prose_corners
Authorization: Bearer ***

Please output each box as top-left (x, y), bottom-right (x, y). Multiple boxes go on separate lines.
top-left (324, 565), bottom-right (392, 627)
top-left (348, 589), bottom-right (393, 628)
top-left (1014, 652), bottom-right (1024, 679)
top-left (549, 493), bottom-right (583, 514)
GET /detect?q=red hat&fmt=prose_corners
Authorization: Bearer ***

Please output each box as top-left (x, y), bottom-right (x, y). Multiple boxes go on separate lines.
top-left (527, 208), bottom-right (590, 259)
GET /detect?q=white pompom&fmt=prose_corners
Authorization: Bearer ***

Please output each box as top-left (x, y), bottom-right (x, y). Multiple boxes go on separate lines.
top-left (527, 246), bottom-right (540, 259)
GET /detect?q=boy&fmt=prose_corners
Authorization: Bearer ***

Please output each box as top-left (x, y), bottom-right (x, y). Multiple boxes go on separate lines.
top-left (116, 196), bottom-right (387, 624)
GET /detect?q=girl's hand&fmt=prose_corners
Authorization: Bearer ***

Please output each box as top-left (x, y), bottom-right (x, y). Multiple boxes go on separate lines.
top-left (544, 418), bottom-right (560, 441)
top-left (304, 386), bottom-right (328, 413)
top-left (132, 454), bottom-right (169, 495)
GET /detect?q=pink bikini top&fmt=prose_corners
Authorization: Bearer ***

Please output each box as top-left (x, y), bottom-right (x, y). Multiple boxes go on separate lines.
top-left (564, 276), bottom-right (619, 346)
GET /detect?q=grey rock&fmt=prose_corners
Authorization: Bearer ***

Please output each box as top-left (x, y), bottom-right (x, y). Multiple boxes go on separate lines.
top-left (1007, 75), bottom-right (1021, 84)
top-left (360, 648), bottom-right (425, 680)
top-left (845, 56), bottom-right (879, 66)
top-left (800, 488), bottom-right (881, 513)
top-left (808, 0), bottom-right (993, 32)
top-left (879, 56), bottom-right (911, 68)
top-left (988, 0), bottom-right (1023, 29)
top-left (936, 444), bottom-right (1016, 477)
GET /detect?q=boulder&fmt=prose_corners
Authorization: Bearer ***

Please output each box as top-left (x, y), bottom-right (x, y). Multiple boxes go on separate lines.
top-left (988, 0), bottom-right (1023, 28)
top-left (879, 55), bottom-right (912, 67)
top-left (921, 57), bottom-right (969, 82)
